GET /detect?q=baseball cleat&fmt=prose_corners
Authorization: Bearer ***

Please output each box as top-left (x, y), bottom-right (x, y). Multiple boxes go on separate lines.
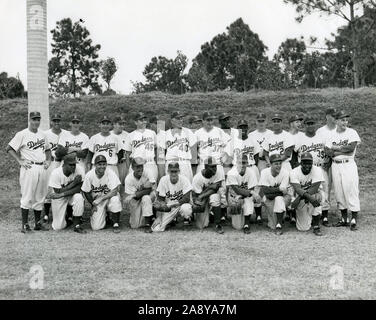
top-left (34, 223), bottom-right (49, 231)
top-left (66, 218), bottom-right (73, 228)
top-left (322, 218), bottom-right (329, 227)
top-left (256, 216), bottom-right (262, 225)
top-left (313, 227), bottom-right (323, 236)
top-left (350, 223), bottom-right (358, 231)
top-left (144, 227), bottom-right (153, 233)
top-left (21, 224), bottom-right (32, 234)
top-left (183, 218), bottom-right (192, 226)
top-left (333, 220), bottom-right (348, 227)
top-left (290, 217), bottom-right (296, 225)
top-left (113, 224), bottom-right (120, 233)
top-left (284, 215), bottom-right (291, 222)
top-left (275, 227), bottom-right (283, 235)
top-left (43, 215), bottom-right (49, 223)
top-left (215, 224), bottom-right (224, 234)
top-left (74, 225), bottom-right (86, 234)
top-left (243, 225), bottom-right (251, 234)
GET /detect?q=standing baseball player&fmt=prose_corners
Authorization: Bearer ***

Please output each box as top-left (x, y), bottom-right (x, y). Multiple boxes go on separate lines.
top-left (191, 157), bottom-right (226, 234)
top-left (188, 115), bottom-right (202, 131)
top-left (258, 154), bottom-right (291, 235)
top-left (124, 112), bottom-right (159, 183)
top-left (186, 115), bottom-right (202, 176)
top-left (6, 111), bottom-right (51, 233)
top-left (288, 114), bottom-right (304, 169)
top-left (81, 155), bottom-right (122, 232)
top-left (43, 113), bottom-right (68, 222)
top-left (324, 110), bottom-right (361, 231)
top-left (86, 116), bottom-right (124, 177)
top-left (290, 152), bottom-right (324, 236)
top-left (162, 111), bottom-right (196, 182)
top-left (46, 152), bottom-right (85, 233)
top-left (151, 162), bottom-right (193, 232)
top-left (149, 114), bottom-right (166, 182)
top-left (316, 108), bottom-right (337, 137)
top-left (248, 113), bottom-right (272, 174)
top-left (294, 116), bottom-right (331, 226)
top-left (57, 114), bottom-right (89, 174)
top-left (123, 157), bottom-right (156, 232)
top-left (111, 115), bottom-right (129, 184)
top-left (226, 154), bottom-right (260, 234)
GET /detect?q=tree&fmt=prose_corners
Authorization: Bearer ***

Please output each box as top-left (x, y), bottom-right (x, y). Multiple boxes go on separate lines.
top-left (254, 60), bottom-right (286, 90)
top-left (100, 57), bottom-right (118, 91)
top-left (132, 51), bottom-right (188, 94)
top-left (0, 72), bottom-right (25, 99)
top-left (186, 61), bottom-right (215, 92)
top-left (191, 18), bottom-right (267, 91)
top-left (48, 18), bottom-right (102, 97)
top-left (284, 0), bottom-right (376, 88)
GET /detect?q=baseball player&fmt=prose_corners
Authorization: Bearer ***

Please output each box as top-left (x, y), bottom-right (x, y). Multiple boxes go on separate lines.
top-left (226, 154), bottom-right (260, 234)
top-left (57, 114), bottom-right (89, 174)
top-left (290, 152), bottom-right (324, 236)
top-left (228, 119), bottom-right (263, 224)
top-left (316, 108), bottom-right (337, 137)
top-left (46, 152), bottom-right (85, 233)
top-left (151, 162), bottom-right (193, 232)
top-left (43, 113), bottom-right (68, 222)
top-left (149, 114), bottom-right (166, 181)
top-left (124, 112), bottom-right (159, 183)
top-left (188, 115), bottom-right (203, 131)
top-left (324, 110), bottom-right (361, 231)
top-left (258, 154), bottom-right (291, 235)
top-left (111, 115), bottom-right (129, 184)
top-left (123, 157), bottom-right (156, 232)
top-left (81, 155), bottom-right (122, 232)
top-left (86, 116), bottom-right (124, 177)
top-left (294, 116), bottom-right (331, 226)
top-left (248, 113), bottom-right (272, 174)
top-left (6, 111), bottom-right (51, 233)
top-left (162, 111), bottom-right (196, 182)
top-left (288, 114), bottom-right (304, 169)
top-left (186, 115), bottom-right (202, 176)
top-left (191, 157), bottom-right (226, 234)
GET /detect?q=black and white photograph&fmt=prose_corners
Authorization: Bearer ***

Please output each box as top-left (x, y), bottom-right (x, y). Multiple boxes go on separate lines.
top-left (0, 0), bottom-right (375, 303)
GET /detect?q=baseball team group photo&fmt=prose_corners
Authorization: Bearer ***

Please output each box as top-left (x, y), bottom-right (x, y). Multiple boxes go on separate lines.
top-left (1, 0), bottom-right (376, 301)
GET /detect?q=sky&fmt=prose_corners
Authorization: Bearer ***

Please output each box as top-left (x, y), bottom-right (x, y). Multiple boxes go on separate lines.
top-left (0, 0), bottom-right (346, 94)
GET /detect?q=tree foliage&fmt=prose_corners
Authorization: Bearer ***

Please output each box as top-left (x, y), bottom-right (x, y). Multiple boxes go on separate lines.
top-left (100, 57), bottom-right (118, 91)
top-left (0, 72), bottom-right (25, 99)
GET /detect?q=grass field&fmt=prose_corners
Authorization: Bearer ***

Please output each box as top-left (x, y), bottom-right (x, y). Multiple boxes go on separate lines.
top-left (0, 88), bottom-right (375, 300)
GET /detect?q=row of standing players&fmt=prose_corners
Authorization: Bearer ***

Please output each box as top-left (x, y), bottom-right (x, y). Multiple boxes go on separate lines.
top-left (6, 108), bottom-right (361, 235)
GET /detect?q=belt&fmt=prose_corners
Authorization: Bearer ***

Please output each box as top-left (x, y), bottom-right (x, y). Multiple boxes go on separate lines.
top-left (30, 161), bottom-right (44, 165)
top-left (166, 158), bottom-right (191, 162)
top-left (334, 159), bottom-right (350, 164)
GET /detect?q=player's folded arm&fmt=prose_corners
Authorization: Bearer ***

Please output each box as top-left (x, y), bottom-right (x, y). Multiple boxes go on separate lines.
top-left (230, 185), bottom-right (251, 198)
top-left (178, 191), bottom-right (191, 205)
top-left (261, 185), bottom-right (283, 199)
top-left (53, 182), bottom-right (82, 197)
top-left (134, 187), bottom-right (152, 200)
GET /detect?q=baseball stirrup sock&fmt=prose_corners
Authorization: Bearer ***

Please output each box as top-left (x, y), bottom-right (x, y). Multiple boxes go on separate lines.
top-left (212, 207), bottom-right (222, 225)
top-left (351, 212), bottom-right (358, 222)
top-left (244, 215), bottom-right (250, 226)
top-left (21, 209), bottom-right (29, 225)
top-left (73, 216), bottom-right (80, 227)
top-left (44, 203), bottom-right (51, 216)
top-left (340, 209), bottom-right (348, 222)
top-left (255, 206), bottom-right (262, 218)
top-left (112, 212), bottom-right (120, 224)
top-left (276, 212), bottom-right (284, 225)
top-left (322, 210), bottom-right (328, 219)
top-left (34, 210), bottom-right (41, 224)
top-left (312, 215), bottom-right (320, 228)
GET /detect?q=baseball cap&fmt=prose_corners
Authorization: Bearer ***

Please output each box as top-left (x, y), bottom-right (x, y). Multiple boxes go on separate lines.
top-left (271, 113), bottom-right (283, 121)
top-left (51, 113), bottom-right (62, 121)
top-left (29, 111), bottom-right (41, 119)
top-left (335, 110), bottom-right (350, 120)
top-left (325, 108), bottom-right (337, 116)
top-left (135, 112), bottom-right (147, 121)
top-left (168, 162), bottom-right (180, 171)
top-left (256, 113), bottom-right (266, 121)
top-left (237, 119), bottom-right (248, 127)
top-left (131, 157), bottom-right (146, 166)
top-left (269, 154), bottom-right (283, 163)
top-left (289, 114), bottom-right (303, 123)
top-left (218, 113), bottom-right (231, 121)
top-left (100, 115), bottom-right (112, 123)
top-left (171, 111), bottom-right (184, 119)
top-left (63, 153), bottom-right (77, 165)
top-left (71, 114), bottom-right (80, 122)
top-left (304, 116), bottom-right (316, 124)
top-left (202, 111), bottom-right (216, 120)
top-left (114, 116), bottom-right (126, 124)
top-left (94, 155), bottom-right (107, 164)
top-left (301, 152), bottom-right (313, 162)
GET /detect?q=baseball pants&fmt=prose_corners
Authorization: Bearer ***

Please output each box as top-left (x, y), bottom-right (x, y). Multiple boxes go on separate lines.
top-left (124, 193), bottom-right (155, 229)
top-left (151, 203), bottom-right (193, 232)
top-left (117, 162), bottom-right (128, 185)
top-left (320, 166), bottom-right (332, 211)
top-left (228, 192), bottom-right (255, 230)
top-left (19, 164), bottom-right (48, 211)
top-left (165, 160), bottom-right (193, 183)
top-left (51, 193), bottom-right (84, 230)
top-left (45, 160), bottom-right (62, 204)
top-left (295, 193), bottom-right (322, 231)
top-left (263, 195), bottom-right (291, 230)
top-left (90, 194), bottom-right (122, 231)
top-left (331, 160), bottom-right (360, 212)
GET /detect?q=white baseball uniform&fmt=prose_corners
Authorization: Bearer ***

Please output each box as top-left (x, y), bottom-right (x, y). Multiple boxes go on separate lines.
top-left (124, 129), bottom-right (158, 182)
top-left (258, 168), bottom-right (291, 229)
top-left (81, 168), bottom-right (122, 231)
top-left (86, 133), bottom-right (124, 177)
top-left (290, 166), bottom-right (324, 231)
top-left (248, 129), bottom-right (273, 173)
top-left (48, 165), bottom-right (85, 231)
top-left (111, 130), bottom-right (129, 184)
top-left (8, 128), bottom-right (50, 211)
top-left (58, 131), bottom-right (89, 173)
top-left (325, 128), bottom-right (361, 212)
top-left (151, 174), bottom-right (193, 232)
top-left (264, 130), bottom-right (295, 172)
top-left (123, 170), bottom-right (156, 229)
top-left (162, 128), bottom-right (196, 182)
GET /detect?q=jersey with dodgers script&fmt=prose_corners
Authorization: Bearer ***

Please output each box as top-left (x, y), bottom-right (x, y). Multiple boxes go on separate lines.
top-left (194, 126), bottom-right (228, 163)
top-left (294, 133), bottom-right (328, 166)
top-left (264, 130), bottom-right (294, 161)
top-left (290, 165), bottom-right (324, 191)
top-left (325, 128), bottom-right (361, 161)
top-left (157, 174), bottom-right (192, 206)
top-left (81, 167), bottom-right (121, 198)
top-left (226, 166), bottom-right (258, 190)
top-left (45, 129), bottom-right (68, 159)
top-left (163, 128), bottom-right (196, 161)
top-left (86, 133), bottom-right (124, 165)
top-left (124, 129), bottom-right (157, 162)
top-left (58, 131), bottom-right (89, 155)
top-left (49, 165), bottom-right (85, 190)
top-left (229, 136), bottom-right (261, 166)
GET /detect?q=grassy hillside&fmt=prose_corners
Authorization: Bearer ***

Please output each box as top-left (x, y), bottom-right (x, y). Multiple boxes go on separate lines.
top-left (1, 88), bottom-right (375, 188)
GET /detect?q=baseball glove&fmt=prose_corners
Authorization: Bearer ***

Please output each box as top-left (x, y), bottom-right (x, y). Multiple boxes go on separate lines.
top-left (153, 200), bottom-right (170, 212)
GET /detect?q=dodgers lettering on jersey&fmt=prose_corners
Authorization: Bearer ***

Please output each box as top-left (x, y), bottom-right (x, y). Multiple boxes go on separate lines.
top-left (258, 167), bottom-right (290, 189)
top-left (49, 165), bottom-right (85, 189)
top-left (157, 175), bottom-right (192, 205)
top-left (45, 129), bottom-right (68, 158)
top-left (290, 166), bottom-right (324, 191)
top-left (325, 128), bottom-right (361, 161)
top-left (294, 133), bottom-right (328, 165)
top-left (164, 128), bottom-right (196, 161)
top-left (248, 129), bottom-right (273, 155)
top-left (81, 167), bottom-right (121, 198)
top-left (230, 137), bottom-right (261, 166)
top-left (8, 128), bottom-right (50, 163)
top-left (195, 127), bottom-right (227, 163)
top-left (58, 132), bottom-right (89, 154)
top-left (226, 166), bottom-right (258, 190)
top-left (87, 133), bottom-right (123, 165)
top-left (264, 131), bottom-right (294, 161)
top-left (124, 129), bottom-right (157, 162)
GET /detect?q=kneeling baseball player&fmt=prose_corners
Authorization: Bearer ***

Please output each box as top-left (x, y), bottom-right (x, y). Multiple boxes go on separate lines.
top-left (123, 157), bottom-right (156, 232)
top-left (46, 152), bottom-right (86, 233)
top-left (81, 155), bottom-right (122, 232)
top-left (259, 154), bottom-right (291, 235)
top-left (151, 162), bottom-right (193, 232)
top-left (290, 152), bottom-right (324, 236)
top-left (226, 154), bottom-right (261, 234)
